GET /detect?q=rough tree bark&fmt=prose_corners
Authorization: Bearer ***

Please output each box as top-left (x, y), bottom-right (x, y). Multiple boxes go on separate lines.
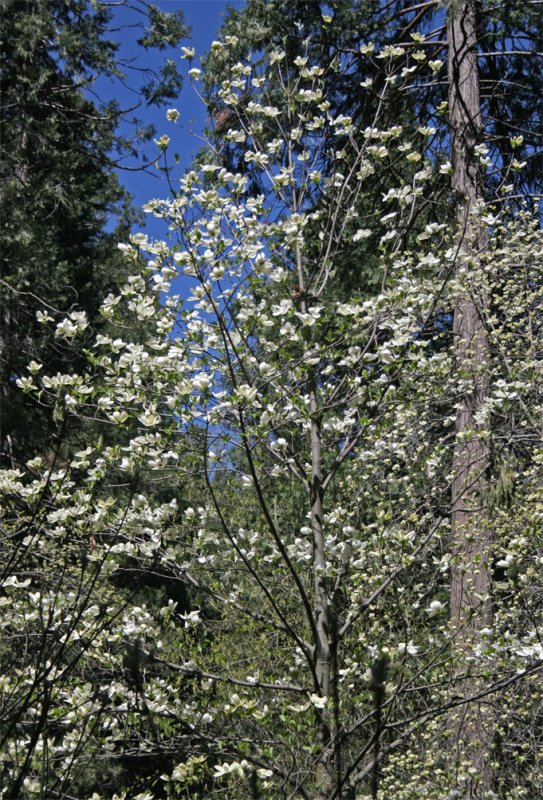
top-left (447, 1), bottom-right (493, 795)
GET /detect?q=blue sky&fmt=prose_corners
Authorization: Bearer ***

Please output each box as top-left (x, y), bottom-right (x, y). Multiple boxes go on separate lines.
top-left (103, 1), bottom-right (246, 237)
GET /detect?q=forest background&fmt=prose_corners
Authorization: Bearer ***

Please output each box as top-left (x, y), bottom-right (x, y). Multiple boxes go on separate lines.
top-left (0, 1), bottom-right (542, 799)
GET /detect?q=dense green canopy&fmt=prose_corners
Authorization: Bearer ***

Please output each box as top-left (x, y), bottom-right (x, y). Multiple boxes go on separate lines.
top-left (0, 0), bottom-right (188, 466)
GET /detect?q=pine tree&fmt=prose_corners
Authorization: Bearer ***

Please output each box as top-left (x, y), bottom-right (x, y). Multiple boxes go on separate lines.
top-left (0, 0), bottom-right (188, 467)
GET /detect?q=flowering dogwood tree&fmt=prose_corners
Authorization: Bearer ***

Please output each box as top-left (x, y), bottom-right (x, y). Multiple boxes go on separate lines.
top-left (1, 26), bottom-right (542, 800)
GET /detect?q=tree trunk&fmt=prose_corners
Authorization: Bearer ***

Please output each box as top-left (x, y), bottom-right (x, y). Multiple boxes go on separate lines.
top-left (447, 1), bottom-right (493, 795)
top-left (295, 238), bottom-right (334, 798)
top-left (310, 395), bottom-right (333, 799)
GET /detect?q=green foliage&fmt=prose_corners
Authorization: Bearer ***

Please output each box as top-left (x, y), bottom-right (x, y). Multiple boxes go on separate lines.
top-left (0, 0), bottom-right (188, 467)
top-left (0, 6), bottom-right (542, 800)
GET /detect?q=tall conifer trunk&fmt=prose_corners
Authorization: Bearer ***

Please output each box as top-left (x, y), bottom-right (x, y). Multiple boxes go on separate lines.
top-left (447, 1), bottom-right (493, 795)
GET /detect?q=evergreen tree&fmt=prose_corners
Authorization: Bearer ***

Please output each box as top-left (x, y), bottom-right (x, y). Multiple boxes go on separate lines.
top-left (0, 0), bottom-right (188, 467)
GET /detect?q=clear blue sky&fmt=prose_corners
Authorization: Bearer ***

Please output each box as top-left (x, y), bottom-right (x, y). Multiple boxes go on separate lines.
top-left (104, 1), bottom-right (246, 237)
